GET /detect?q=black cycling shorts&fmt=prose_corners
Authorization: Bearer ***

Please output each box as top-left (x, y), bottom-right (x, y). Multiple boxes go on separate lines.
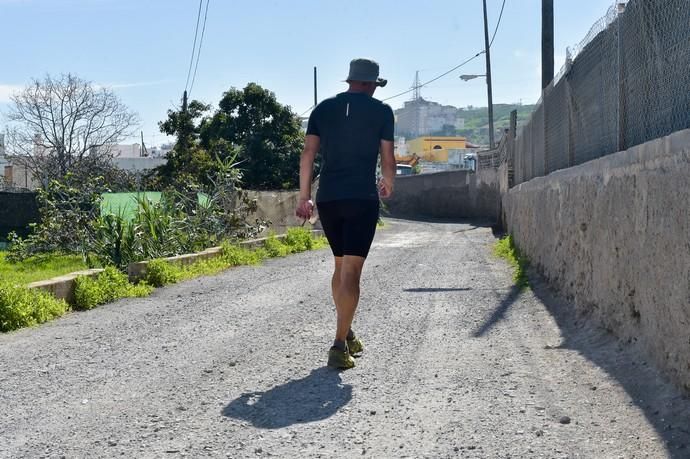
top-left (317, 199), bottom-right (380, 258)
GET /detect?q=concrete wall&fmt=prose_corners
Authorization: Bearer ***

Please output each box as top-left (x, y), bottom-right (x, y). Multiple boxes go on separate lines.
top-left (383, 169), bottom-right (501, 222)
top-left (248, 190), bottom-right (303, 234)
top-left (503, 128), bottom-right (690, 391)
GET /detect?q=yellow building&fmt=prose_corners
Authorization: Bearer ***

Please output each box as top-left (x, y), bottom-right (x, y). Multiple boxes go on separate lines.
top-left (406, 136), bottom-right (467, 162)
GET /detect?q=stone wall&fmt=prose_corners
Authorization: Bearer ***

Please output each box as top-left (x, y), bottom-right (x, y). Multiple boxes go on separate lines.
top-left (503, 128), bottom-right (690, 391)
top-left (383, 170), bottom-right (501, 222)
top-left (247, 190), bottom-right (305, 234)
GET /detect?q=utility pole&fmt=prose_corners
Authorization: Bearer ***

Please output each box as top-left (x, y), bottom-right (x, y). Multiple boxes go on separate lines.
top-left (482, 0), bottom-right (495, 149)
top-left (542, 0), bottom-right (554, 89)
top-left (313, 66), bottom-right (318, 107)
top-left (180, 90), bottom-right (189, 152)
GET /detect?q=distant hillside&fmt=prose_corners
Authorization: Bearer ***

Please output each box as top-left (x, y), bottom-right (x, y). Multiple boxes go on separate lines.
top-left (431, 103), bottom-right (536, 146)
top-left (453, 103), bottom-right (535, 146)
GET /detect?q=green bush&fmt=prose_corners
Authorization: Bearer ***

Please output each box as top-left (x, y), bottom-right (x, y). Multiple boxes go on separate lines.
top-left (263, 234), bottom-right (292, 258)
top-left (221, 242), bottom-right (264, 266)
top-left (74, 267), bottom-right (152, 310)
top-left (0, 282), bottom-right (69, 332)
top-left (143, 259), bottom-right (182, 287)
top-left (284, 227), bottom-right (313, 253)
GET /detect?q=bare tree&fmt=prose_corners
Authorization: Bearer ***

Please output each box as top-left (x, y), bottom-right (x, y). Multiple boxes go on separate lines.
top-left (4, 74), bottom-right (138, 185)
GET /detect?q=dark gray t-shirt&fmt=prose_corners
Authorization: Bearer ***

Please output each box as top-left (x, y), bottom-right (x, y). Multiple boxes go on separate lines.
top-left (306, 92), bottom-right (394, 203)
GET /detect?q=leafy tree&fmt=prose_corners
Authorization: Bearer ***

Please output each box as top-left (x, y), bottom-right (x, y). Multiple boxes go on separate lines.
top-left (200, 83), bottom-right (303, 190)
top-left (4, 74), bottom-right (138, 186)
top-left (156, 99), bottom-right (213, 189)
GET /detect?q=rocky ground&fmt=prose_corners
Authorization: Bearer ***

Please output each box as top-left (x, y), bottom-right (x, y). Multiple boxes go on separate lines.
top-left (1, 219), bottom-right (689, 458)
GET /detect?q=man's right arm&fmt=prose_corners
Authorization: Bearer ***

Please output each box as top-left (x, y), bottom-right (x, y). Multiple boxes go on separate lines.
top-left (296, 134), bottom-right (320, 218)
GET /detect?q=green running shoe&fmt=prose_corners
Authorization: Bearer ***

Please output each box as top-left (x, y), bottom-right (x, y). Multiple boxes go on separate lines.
top-left (347, 336), bottom-right (364, 355)
top-left (327, 346), bottom-right (355, 369)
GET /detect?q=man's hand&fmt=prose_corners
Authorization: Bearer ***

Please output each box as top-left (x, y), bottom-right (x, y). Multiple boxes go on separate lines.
top-left (296, 197), bottom-right (314, 219)
top-left (378, 177), bottom-right (394, 199)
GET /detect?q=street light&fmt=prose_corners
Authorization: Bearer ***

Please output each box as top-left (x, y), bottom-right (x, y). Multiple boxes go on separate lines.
top-left (459, 74), bottom-right (486, 81)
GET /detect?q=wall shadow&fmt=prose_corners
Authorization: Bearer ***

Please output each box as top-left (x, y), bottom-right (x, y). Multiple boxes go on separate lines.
top-left (529, 275), bottom-right (690, 457)
top-left (222, 367), bottom-right (352, 429)
top-left (471, 285), bottom-right (523, 337)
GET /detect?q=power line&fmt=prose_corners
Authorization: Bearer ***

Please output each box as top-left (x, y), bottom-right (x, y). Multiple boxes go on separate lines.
top-left (298, 104), bottom-right (316, 118)
top-left (189, 0), bottom-right (211, 96)
top-left (184, 0), bottom-right (204, 92)
top-left (381, 51), bottom-right (484, 102)
top-left (297, 1), bottom-right (506, 110)
top-left (489, 0), bottom-right (507, 48)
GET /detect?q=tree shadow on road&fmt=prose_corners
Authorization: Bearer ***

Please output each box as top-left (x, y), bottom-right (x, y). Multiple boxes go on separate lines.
top-left (222, 367), bottom-right (352, 429)
top-left (471, 284), bottom-right (523, 337)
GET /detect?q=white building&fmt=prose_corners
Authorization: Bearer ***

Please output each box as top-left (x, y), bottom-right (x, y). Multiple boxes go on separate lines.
top-left (111, 143), bottom-right (142, 158)
top-left (395, 98), bottom-right (462, 138)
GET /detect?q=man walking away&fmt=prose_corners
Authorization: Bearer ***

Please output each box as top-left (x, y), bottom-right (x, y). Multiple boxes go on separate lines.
top-left (296, 58), bottom-right (396, 369)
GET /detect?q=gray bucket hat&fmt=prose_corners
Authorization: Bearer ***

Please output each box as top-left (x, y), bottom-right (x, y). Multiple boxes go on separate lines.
top-left (346, 58), bottom-right (388, 87)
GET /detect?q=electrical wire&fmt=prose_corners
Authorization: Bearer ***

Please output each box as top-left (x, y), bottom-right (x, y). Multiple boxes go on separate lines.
top-left (381, 51), bottom-right (485, 102)
top-left (489, 0), bottom-right (507, 48)
top-left (298, 104), bottom-right (316, 118)
top-left (184, 0), bottom-right (204, 92)
top-left (298, 1), bottom-right (506, 110)
top-left (189, 0), bottom-right (211, 96)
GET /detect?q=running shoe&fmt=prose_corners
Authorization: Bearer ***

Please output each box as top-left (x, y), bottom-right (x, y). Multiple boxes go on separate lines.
top-left (327, 346), bottom-right (355, 369)
top-left (347, 336), bottom-right (364, 355)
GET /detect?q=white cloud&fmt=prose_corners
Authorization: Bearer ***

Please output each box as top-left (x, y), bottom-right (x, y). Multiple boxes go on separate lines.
top-left (0, 84), bottom-right (23, 103)
top-left (101, 80), bottom-right (169, 90)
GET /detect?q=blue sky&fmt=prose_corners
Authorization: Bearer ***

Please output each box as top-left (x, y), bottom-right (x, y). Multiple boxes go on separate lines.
top-left (0, 0), bottom-right (615, 145)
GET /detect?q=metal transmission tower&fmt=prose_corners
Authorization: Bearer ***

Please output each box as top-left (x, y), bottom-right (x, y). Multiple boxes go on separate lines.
top-left (412, 71), bottom-right (422, 101)
top-left (412, 71), bottom-right (422, 136)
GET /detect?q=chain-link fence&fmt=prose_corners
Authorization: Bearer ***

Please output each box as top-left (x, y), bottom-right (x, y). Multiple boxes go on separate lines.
top-left (512, 0), bottom-right (690, 186)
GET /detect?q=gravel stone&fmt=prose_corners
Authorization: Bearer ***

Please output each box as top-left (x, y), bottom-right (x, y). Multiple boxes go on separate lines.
top-left (0, 220), bottom-right (689, 457)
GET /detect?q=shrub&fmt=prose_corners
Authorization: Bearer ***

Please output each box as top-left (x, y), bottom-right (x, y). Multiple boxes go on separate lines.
top-left (74, 267), bottom-right (152, 310)
top-left (143, 259), bottom-right (182, 287)
top-left (263, 234), bottom-right (292, 258)
top-left (284, 227), bottom-right (313, 253)
top-left (0, 282), bottom-right (68, 332)
top-left (221, 242), bottom-right (264, 266)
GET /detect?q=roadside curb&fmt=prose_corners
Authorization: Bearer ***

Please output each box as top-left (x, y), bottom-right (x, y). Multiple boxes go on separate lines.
top-left (27, 269), bottom-right (105, 305)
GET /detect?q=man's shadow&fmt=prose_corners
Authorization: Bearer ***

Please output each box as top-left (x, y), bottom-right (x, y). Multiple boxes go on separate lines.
top-left (222, 367), bottom-right (352, 429)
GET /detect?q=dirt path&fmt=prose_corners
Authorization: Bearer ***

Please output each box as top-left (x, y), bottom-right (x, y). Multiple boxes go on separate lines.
top-left (1, 219), bottom-right (689, 458)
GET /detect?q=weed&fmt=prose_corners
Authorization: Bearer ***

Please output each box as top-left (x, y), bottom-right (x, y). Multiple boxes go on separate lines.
top-left (493, 235), bottom-right (530, 289)
top-left (74, 267), bottom-right (152, 310)
top-left (0, 282), bottom-right (69, 332)
top-left (263, 233), bottom-right (292, 258)
top-left (144, 259), bottom-right (182, 287)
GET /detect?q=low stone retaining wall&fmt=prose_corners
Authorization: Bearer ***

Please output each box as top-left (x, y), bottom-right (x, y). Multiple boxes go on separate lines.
top-left (28, 231), bottom-right (324, 304)
top-left (503, 128), bottom-right (690, 391)
top-left (28, 269), bottom-right (104, 305)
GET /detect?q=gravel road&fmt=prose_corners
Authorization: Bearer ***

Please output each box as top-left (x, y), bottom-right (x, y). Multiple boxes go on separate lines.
top-left (1, 219), bottom-right (689, 458)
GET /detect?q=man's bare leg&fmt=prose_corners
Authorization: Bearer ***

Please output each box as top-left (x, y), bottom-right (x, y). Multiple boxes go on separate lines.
top-left (332, 255), bottom-right (365, 342)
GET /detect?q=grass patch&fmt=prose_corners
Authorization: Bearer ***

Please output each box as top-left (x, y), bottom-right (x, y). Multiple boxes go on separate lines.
top-left (493, 235), bottom-right (530, 289)
top-left (143, 228), bottom-right (327, 288)
top-left (74, 267), bottom-right (153, 311)
top-left (0, 251), bottom-right (87, 286)
top-left (0, 281), bottom-right (69, 332)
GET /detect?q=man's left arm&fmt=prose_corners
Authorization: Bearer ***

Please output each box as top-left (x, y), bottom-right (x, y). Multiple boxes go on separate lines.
top-left (379, 105), bottom-right (396, 198)
top-left (379, 139), bottom-right (395, 198)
